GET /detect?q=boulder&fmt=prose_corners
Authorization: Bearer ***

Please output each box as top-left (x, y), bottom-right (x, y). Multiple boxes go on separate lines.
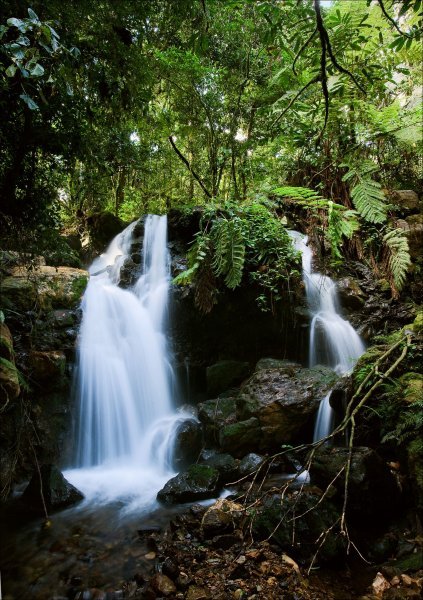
top-left (22, 464), bottom-right (84, 513)
top-left (219, 418), bottom-right (261, 457)
top-left (395, 214), bottom-right (423, 260)
top-left (29, 351), bottom-right (66, 386)
top-left (309, 446), bottom-right (401, 522)
top-left (199, 451), bottom-right (239, 484)
top-left (252, 490), bottom-right (345, 563)
top-left (390, 190), bottom-right (420, 215)
top-left (0, 356), bottom-right (20, 402)
top-left (157, 464), bottom-right (220, 504)
top-left (85, 211), bottom-right (125, 252)
top-left (149, 573), bottom-right (177, 596)
top-left (337, 277), bottom-right (365, 310)
top-left (237, 362), bottom-right (338, 451)
top-left (197, 396), bottom-right (237, 446)
top-left (238, 453), bottom-right (266, 477)
top-left (172, 419), bottom-right (203, 470)
top-left (0, 322), bottom-right (14, 361)
top-left (206, 360), bottom-right (250, 398)
top-left (201, 498), bottom-right (244, 537)
top-left (0, 266), bottom-right (88, 312)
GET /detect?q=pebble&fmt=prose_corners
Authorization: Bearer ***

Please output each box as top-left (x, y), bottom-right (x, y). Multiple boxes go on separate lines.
top-left (144, 552), bottom-right (156, 560)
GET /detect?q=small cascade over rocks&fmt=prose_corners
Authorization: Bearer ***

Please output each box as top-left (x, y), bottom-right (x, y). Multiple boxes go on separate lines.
top-left (66, 215), bottom-right (191, 512)
top-left (289, 232), bottom-right (365, 441)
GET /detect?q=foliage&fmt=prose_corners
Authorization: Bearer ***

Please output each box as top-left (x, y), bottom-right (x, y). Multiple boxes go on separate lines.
top-left (383, 228), bottom-right (412, 296)
top-left (175, 201), bottom-right (299, 312)
top-left (342, 162), bottom-right (388, 224)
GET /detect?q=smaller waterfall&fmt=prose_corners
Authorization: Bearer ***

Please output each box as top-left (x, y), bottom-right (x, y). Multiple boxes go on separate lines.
top-left (290, 232), bottom-right (365, 441)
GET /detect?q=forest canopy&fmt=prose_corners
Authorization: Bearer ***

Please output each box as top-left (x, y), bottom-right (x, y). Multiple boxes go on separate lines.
top-left (0, 0), bottom-right (421, 292)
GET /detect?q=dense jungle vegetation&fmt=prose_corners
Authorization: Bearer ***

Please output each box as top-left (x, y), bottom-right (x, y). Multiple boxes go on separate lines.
top-left (0, 0), bottom-right (421, 290)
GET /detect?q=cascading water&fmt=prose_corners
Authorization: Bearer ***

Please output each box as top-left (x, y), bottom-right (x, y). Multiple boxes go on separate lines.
top-left (290, 231), bottom-right (365, 441)
top-left (65, 215), bottom-right (190, 511)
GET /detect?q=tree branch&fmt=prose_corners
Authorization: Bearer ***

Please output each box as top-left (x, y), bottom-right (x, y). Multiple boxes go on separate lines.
top-left (292, 27), bottom-right (318, 76)
top-left (376, 0), bottom-right (412, 38)
top-left (168, 135), bottom-right (212, 198)
top-left (272, 75), bottom-right (320, 127)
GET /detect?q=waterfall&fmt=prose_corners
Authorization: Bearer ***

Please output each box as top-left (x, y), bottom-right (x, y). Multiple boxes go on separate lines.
top-left (289, 231), bottom-right (365, 441)
top-left (65, 215), bottom-right (189, 511)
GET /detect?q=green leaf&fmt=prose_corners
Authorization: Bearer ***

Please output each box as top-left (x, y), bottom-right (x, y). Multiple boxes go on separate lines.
top-left (29, 63), bottom-right (45, 77)
top-left (19, 93), bottom-right (39, 110)
top-left (5, 64), bottom-right (17, 77)
top-left (7, 18), bottom-right (25, 31)
top-left (27, 8), bottom-right (40, 22)
top-left (383, 228), bottom-right (411, 293)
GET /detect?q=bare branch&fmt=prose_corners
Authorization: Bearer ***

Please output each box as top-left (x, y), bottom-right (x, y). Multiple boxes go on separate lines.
top-left (376, 0), bottom-right (412, 38)
top-left (168, 135), bottom-right (212, 198)
top-left (293, 27), bottom-right (318, 76)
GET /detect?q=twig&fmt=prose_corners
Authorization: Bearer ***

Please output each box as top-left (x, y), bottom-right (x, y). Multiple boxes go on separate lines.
top-left (376, 0), bottom-right (412, 38)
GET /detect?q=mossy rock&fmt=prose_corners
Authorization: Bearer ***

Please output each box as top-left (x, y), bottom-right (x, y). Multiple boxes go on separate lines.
top-left (399, 373), bottom-right (423, 404)
top-left (219, 417), bottom-right (261, 457)
top-left (0, 356), bottom-right (20, 401)
top-left (206, 360), bottom-right (250, 398)
top-left (412, 309), bottom-right (423, 334)
top-left (157, 464), bottom-right (220, 504)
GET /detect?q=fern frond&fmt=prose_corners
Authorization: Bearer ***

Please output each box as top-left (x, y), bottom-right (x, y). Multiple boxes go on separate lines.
top-left (210, 218), bottom-right (246, 289)
top-left (350, 180), bottom-right (387, 223)
top-left (383, 228), bottom-right (411, 295)
top-left (273, 186), bottom-right (323, 202)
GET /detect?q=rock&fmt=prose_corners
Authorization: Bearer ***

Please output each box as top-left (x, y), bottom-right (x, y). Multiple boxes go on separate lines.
top-left (199, 451), bottom-right (239, 484)
top-left (198, 396), bottom-right (237, 446)
top-left (371, 572), bottom-right (391, 596)
top-left (206, 360), bottom-right (250, 398)
top-left (85, 211), bottom-right (125, 252)
top-left (395, 214), bottom-right (423, 260)
top-left (253, 490), bottom-right (345, 563)
top-left (337, 277), bottom-right (366, 310)
top-left (149, 573), bottom-right (177, 596)
top-left (29, 351), bottom-right (66, 386)
top-left (0, 266), bottom-right (89, 311)
top-left (255, 358), bottom-right (298, 371)
top-left (162, 556), bottom-right (180, 579)
top-left (201, 498), bottom-right (244, 537)
top-left (237, 363), bottom-right (338, 451)
top-left (0, 322), bottom-right (14, 361)
top-left (157, 464), bottom-right (220, 504)
top-left (399, 373), bottom-right (423, 404)
top-left (0, 322), bottom-right (20, 401)
top-left (0, 354), bottom-right (20, 402)
top-left (309, 447), bottom-right (401, 522)
top-left (238, 453), bottom-right (266, 477)
top-left (173, 419), bottom-right (203, 471)
top-left (186, 585), bottom-right (210, 600)
top-left (390, 190), bottom-right (420, 214)
top-left (219, 418), bottom-right (261, 457)
top-left (22, 464), bottom-right (84, 513)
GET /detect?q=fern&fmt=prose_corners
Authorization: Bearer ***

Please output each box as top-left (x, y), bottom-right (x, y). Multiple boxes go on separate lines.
top-left (210, 218), bottom-right (246, 289)
top-left (383, 228), bottom-right (411, 295)
top-left (327, 201), bottom-right (360, 259)
top-left (342, 164), bottom-right (387, 224)
top-left (273, 186), bottom-right (323, 202)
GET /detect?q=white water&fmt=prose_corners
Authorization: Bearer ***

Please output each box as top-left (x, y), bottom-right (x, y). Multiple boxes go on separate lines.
top-left (290, 231), bottom-right (365, 441)
top-left (66, 215), bottom-right (191, 512)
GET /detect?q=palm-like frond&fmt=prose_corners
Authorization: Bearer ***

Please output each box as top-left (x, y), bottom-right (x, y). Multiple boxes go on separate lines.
top-left (383, 228), bottom-right (411, 295)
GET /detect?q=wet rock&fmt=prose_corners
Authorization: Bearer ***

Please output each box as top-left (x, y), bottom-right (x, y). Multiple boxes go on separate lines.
top-left (0, 322), bottom-right (14, 361)
top-left (237, 363), bottom-right (338, 451)
top-left (173, 419), bottom-right (203, 471)
top-left (201, 498), bottom-right (244, 537)
top-left (211, 531), bottom-right (243, 549)
top-left (162, 556), bottom-right (180, 579)
top-left (22, 464), bottom-right (84, 513)
top-left (238, 453), bottom-right (266, 477)
top-left (0, 363), bottom-right (20, 403)
top-left (29, 351), bottom-right (66, 386)
top-left (157, 464), bottom-right (220, 504)
top-left (197, 397), bottom-right (237, 446)
top-left (255, 357), bottom-right (298, 371)
top-left (219, 418), bottom-right (261, 457)
top-left (337, 277), bottom-right (365, 310)
top-left (198, 451), bottom-right (239, 484)
top-left (149, 573), bottom-right (177, 596)
top-left (206, 360), bottom-right (250, 398)
top-left (253, 490), bottom-right (345, 563)
top-left (309, 446), bottom-right (401, 522)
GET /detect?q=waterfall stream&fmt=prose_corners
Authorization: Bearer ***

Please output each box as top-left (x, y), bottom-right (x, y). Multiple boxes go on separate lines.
top-left (65, 215), bottom-right (189, 512)
top-left (290, 232), bottom-right (365, 441)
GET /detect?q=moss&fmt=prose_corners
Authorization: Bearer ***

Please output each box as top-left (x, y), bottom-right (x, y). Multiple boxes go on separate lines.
top-left (187, 465), bottom-right (218, 487)
top-left (70, 274), bottom-right (88, 302)
top-left (399, 373), bottom-right (423, 403)
top-left (412, 309), bottom-right (423, 334)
